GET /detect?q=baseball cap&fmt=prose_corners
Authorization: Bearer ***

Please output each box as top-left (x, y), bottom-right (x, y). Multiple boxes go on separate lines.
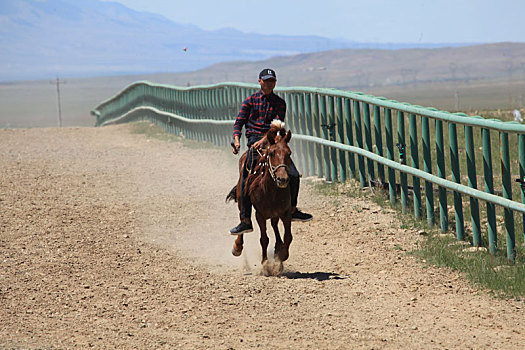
top-left (259, 68), bottom-right (277, 80)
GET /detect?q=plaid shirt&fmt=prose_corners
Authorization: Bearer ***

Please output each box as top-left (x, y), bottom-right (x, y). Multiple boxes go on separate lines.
top-left (233, 91), bottom-right (286, 139)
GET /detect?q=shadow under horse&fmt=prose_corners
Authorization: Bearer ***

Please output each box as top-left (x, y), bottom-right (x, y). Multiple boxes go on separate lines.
top-left (226, 121), bottom-right (293, 264)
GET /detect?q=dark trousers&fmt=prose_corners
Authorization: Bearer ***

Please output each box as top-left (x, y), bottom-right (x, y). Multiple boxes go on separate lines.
top-left (240, 135), bottom-right (299, 219)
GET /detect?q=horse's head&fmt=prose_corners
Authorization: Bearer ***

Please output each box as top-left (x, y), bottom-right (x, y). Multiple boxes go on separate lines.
top-left (265, 120), bottom-right (292, 188)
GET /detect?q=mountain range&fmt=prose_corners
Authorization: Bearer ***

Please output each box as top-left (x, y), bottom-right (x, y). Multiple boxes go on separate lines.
top-left (0, 0), bottom-right (470, 82)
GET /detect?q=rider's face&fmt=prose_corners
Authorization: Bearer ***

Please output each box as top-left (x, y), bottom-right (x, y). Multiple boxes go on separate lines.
top-left (259, 78), bottom-right (276, 95)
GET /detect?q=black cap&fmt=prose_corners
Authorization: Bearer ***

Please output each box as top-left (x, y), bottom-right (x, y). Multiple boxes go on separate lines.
top-left (259, 68), bottom-right (277, 80)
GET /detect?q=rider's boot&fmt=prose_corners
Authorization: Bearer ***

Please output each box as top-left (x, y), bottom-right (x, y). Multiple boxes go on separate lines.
top-left (291, 207), bottom-right (313, 222)
top-left (229, 219), bottom-right (253, 235)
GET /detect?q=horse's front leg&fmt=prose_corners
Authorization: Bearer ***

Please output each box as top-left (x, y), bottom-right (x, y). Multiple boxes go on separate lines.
top-left (256, 211), bottom-right (269, 263)
top-left (277, 214), bottom-right (293, 262)
top-left (271, 217), bottom-right (283, 258)
top-left (232, 234), bottom-right (244, 256)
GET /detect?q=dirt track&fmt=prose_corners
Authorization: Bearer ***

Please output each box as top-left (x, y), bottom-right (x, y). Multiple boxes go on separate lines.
top-left (1, 124), bottom-right (523, 349)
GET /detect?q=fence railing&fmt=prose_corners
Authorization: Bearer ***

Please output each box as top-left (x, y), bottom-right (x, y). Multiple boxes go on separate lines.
top-left (92, 81), bottom-right (525, 263)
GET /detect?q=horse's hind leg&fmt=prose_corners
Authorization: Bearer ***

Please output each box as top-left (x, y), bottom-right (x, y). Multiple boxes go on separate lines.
top-left (271, 217), bottom-right (283, 258)
top-left (256, 212), bottom-right (269, 263)
top-left (277, 216), bottom-right (293, 262)
top-left (232, 234), bottom-right (244, 257)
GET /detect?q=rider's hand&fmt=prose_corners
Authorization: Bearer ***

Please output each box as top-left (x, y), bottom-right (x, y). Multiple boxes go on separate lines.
top-left (253, 138), bottom-right (266, 150)
top-left (232, 138), bottom-right (240, 155)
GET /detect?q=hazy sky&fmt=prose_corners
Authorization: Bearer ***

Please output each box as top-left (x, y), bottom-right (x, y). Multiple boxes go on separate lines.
top-left (104, 0), bottom-right (525, 43)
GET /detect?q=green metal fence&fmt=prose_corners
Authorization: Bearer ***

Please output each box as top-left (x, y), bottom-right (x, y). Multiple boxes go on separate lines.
top-left (92, 81), bottom-right (525, 263)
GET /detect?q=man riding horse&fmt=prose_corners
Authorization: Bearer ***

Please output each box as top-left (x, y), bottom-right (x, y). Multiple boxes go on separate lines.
top-left (229, 68), bottom-right (313, 235)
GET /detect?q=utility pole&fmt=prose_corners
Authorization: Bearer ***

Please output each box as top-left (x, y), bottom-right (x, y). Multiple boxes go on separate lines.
top-left (50, 77), bottom-right (66, 127)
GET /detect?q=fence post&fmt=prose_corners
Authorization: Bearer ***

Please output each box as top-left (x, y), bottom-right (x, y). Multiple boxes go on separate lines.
top-left (482, 128), bottom-right (497, 253)
top-left (353, 100), bottom-right (366, 187)
top-left (336, 97), bottom-right (347, 182)
top-left (449, 122), bottom-right (464, 240)
top-left (292, 93), bottom-right (303, 172)
top-left (409, 113), bottom-right (422, 219)
top-left (422, 117), bottom-right (435, 226)
top-left (320, 95), bottom-right (332, 181)
top-left (397, 111), bottom-right (408, 213)
top-left (345, 99), bottom-right (356, 178)
top-left (285, 93), bottom-right (293, 151)
top-left (501, 131), bottom-right (516, 263)
top-left (520, 134), bottom-right (525, 250)
top-left (304, 93), bottom-right (315, 176)
top-left (363, 103), bottom-right (374, 184)
top-left (385, 108), bottom-right (396, 205)
top-left (221, 87), bottom-right (228, 121)
top-left (312, 94), bottom-right (324, 178)
top-left (435, 119), bottom-right (448, 232)
top-left (297, 93), bottom-right (310, 176)
top-left (290, 93), bottom-right (298, 135)
top-left (465, 124), bottom-right (481, 246)
top-left (374, 105), bottom-right (385, 183)
top-left (328, 96), bottom-right (338, 181)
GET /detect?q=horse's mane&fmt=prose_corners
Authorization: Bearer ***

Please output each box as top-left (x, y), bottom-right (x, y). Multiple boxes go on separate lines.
top-left (270, 119), bottom-right (285, 130)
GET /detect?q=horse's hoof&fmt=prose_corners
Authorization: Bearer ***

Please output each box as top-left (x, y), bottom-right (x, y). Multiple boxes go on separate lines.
top-left (260, 260), bottom-right (284, 276)
top-left (232, 248), bottom-right (242, 256)
top-left (232, 244), bottom-right (243, 257)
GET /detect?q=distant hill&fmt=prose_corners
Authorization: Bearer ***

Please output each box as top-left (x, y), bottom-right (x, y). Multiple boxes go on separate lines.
top-left (139, 42), bottom-right (525, 111)
top-left (142, 42), bottom-right (525, 89)
top-left (0, 0), bottom-right (470, 82)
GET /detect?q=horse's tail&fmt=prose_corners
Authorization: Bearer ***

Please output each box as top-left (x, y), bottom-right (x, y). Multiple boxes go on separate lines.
top-left (225, 185), bottom-right (238, 203)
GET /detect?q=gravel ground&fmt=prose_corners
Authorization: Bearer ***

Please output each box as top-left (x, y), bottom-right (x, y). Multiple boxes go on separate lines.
top-left (0, 125), bottom-right (523, 349)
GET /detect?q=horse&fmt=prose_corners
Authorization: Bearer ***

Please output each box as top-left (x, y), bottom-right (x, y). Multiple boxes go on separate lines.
top-left (226, 120), bottom-right (293, 264)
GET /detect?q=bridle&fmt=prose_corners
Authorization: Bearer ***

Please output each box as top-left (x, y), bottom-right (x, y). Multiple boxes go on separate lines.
top-left (261, 148), bottom-right (289, 183)
top-left (268, 159), bottom-right (289, 183)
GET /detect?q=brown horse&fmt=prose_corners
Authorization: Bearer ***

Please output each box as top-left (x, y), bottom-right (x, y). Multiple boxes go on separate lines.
top-left (226, 121), bottom-right (293, 264)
